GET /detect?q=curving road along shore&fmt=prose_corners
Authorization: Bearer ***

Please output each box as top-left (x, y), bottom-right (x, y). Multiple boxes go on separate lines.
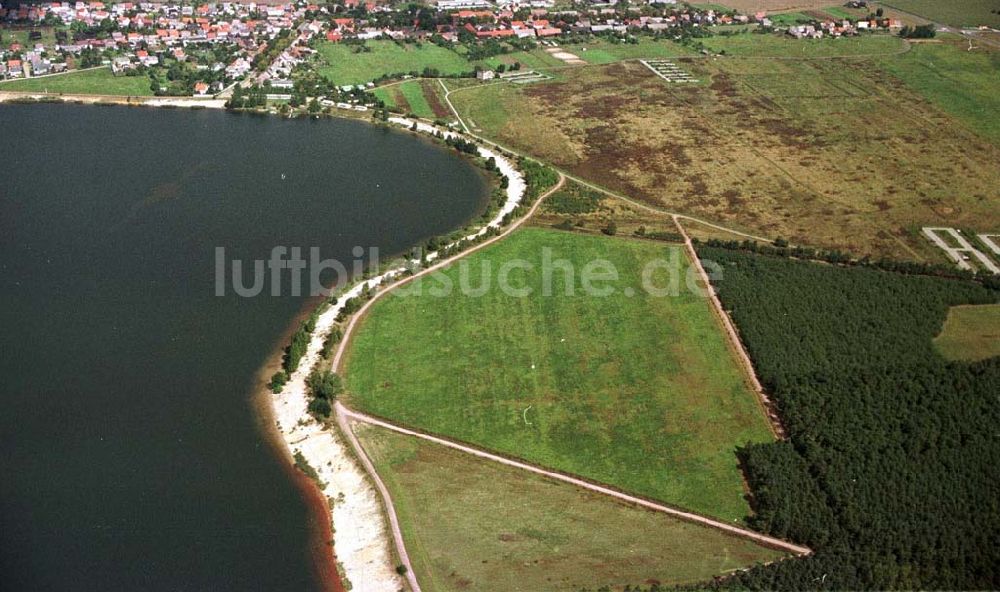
top-left (269, 117), bottom-right (535, 592)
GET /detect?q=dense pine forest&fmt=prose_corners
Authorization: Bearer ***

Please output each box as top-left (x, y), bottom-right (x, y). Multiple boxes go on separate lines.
top-left (695, 246), bottom-right (1000, 590)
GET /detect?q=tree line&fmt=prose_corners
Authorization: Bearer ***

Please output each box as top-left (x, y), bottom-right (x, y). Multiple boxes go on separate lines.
top-left (693, 246), bottom-right (1000, 590)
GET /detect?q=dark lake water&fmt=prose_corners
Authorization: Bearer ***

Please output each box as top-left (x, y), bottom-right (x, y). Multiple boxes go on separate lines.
top-left (0, 104), bottom-right (488, 591)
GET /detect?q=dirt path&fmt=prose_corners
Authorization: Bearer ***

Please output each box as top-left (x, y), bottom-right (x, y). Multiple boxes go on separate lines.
top-left (674, 215), bottom-right (788, 439)
top-left (338, 404), bottom-right (811, 557)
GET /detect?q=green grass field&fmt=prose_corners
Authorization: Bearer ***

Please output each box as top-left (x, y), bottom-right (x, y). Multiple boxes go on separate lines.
top-left (315, 40), bottom-right (471, 85)
top-left (0, 67), bottom-right (153, 96)
top-left (880, 0), bottom-right (1000, 28)
top-left (357, 425), bottom-right (786, 592)
top-left (344, 228), bottom-right (774, 522)
top-left (700, 32), bottom-right (906, 57)
top-left (477, 49), bottom-right (567, 70)
top-left (569, 38), bottom-right (696, 64)
top-left (880, 40), bottom-right (1000, 145)
top-left (767, 12), bottom-right (815, 25)
top-left (933, 304), bottom-right (1000, 361)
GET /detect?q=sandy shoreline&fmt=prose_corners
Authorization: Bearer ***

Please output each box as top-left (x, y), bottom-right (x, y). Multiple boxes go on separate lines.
top-left (266, 117), bottom-right (526, 592)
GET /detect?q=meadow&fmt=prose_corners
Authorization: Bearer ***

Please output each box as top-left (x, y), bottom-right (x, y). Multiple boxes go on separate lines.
top-left (357, 425), bottom-right (786, 592)
top-left (699, 33), bottom-right (906, 57)
top-left (879, 38), bottom-right (1000, 145)
top-left (933, 303), bottom-right (1000, 361)
top-left (0, 67), bottom-right (153, 96)
top-left (447, 41), bottom-right (1000, 260)
top-left (315, 40), bottom-right (471, 85)
top-left (344, 228), bottom-right (774, 522)
top-left (879, 0), bottom-right (1000, 28)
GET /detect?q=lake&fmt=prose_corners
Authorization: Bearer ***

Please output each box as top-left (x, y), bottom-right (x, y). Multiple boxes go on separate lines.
top-left (0, 103), bottom-right (488, 591)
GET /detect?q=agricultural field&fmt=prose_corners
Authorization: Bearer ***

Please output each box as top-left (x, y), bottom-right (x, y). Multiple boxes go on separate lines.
top-left (878, 0), bottom-right (1000, 28)
top-left (933, 303), bottom-right (1000, 361)
top-left (697, 245), bottom-right (1000, 590)
top-left (879, 37), bottom-right (1000, 145)
top-left (314, 40), bottom-right (471, 86)
top-left (372, 79), bottom-right (451, 120)
top-left (0, 67), bottom-right (154, 96)
top-left (448, 45), bottom-right (1000, 260)
top-left (356, 425), bottom-right (786, 592)
top-left (343, 228), bottom-right (774, 523)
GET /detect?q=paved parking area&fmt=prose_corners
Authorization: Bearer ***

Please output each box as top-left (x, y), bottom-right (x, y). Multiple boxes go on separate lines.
top-left (922, 227), bottom-right (1000, 274)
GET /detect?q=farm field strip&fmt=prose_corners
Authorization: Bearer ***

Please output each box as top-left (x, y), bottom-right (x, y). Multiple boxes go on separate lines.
top-left (339, 404), bottom-right (812, 556)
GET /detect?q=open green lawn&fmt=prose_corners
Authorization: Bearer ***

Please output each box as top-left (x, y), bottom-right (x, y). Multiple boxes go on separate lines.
top-left (0, 67), bottom-right (153, 96)
top-left (880, 40), bottom-right (1000, 145)
top-left (315, 40), bottom-right (472, 85)
top-left (880, 0), bottom-right (1000, 28)
top-left (933, 304), bottom-right (1000, 361)
top-left (700, 32), bottom-right (906, 57)
top-left (344, 228), bottom-right (774, 522)
top-left (357, 425), bottom-right (786, 592)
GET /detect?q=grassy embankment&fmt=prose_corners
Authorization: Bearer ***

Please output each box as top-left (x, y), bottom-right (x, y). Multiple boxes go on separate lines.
top-left (0, 67), bottom-right (153, 96)
top-left (933, 303), bottom-right (1000, 361)
top-left (446, 34), bottom-right (1000, 260)
top-left (344, 227), bottom-right (774, 523)
top-left (357, 424), bottom-right (786, 592)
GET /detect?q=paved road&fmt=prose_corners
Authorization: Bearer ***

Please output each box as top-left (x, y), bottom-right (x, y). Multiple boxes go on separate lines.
top-left (338, 403), bottom-right (812, 557)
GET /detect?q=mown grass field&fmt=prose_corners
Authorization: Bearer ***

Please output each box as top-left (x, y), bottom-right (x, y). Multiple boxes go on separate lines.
top-left (447, 42), bottom-right (1000, 260)
top-left (357, 425), bottom-right (785, 592)
top-left (879, 38), bottom-right (1000, 145)
top-left (315, 40), bottom-right (471, 85)
top-left (0, 67), bottom-right (153, 96)
top-left (880, 0), bottom-right (1000, 28)
top-left (933, 304), bottom-right (1000, 361)
top-left (344, 228), bottom-right (774, 522)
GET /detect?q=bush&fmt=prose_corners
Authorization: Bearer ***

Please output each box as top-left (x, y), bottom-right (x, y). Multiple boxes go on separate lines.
top-left (269, 371), bottom-right (288, 394)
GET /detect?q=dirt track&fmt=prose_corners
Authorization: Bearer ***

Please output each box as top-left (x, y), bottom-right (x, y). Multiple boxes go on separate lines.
top-left (339, 404), bottom-right (811, 557)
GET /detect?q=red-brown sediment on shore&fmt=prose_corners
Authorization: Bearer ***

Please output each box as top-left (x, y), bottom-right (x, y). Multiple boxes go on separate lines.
top-left (289, 468), bottom-right (347, 592)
